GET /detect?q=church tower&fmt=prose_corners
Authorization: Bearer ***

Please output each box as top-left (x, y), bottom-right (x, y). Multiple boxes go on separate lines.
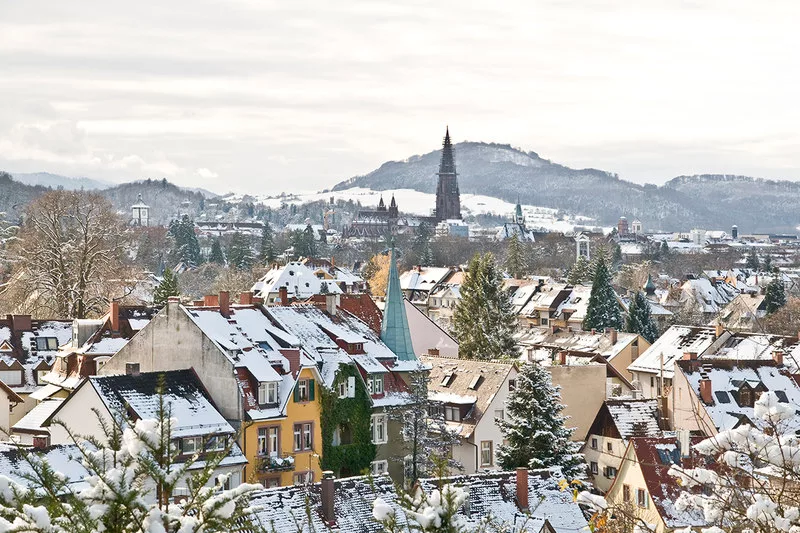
top-left (435, 127), bottom-right (461, 221)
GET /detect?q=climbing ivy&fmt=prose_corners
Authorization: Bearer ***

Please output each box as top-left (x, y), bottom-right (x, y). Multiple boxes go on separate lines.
top-left (319, 364), bottom-right (376, 477)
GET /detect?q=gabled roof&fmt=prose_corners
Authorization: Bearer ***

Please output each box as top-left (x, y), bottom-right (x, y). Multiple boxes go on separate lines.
top-left (0, 445), bottom-right (91, 494)
top-left (12, 399), bottom-right (64, 435)
top-left (516, 327), bottom-right (639, 362)
top-left (251, 261), bottom-right (346, 299)
top-left (627, 325), bottom-right (718, 378)
top-left (587, 399), bottom-right (662, 440)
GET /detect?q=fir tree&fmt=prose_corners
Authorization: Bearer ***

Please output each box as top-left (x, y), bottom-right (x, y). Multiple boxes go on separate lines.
top-left (497, 362), bottom-right (584, 478)
top-left (625, 291), bottom-right (659, 343)
top-left (566, 255), bottom-right (591, 286)
top-left (764, 277), bottom-right (787, 315)
top-left (257, 222), bottom-right (275, 264)
top-left (153, 268), bottom-right (180, 306)
top-left (612, 244), bottom-right (623, 268)
top-left (226, 232), bottom-right (253, 270)
top-left (209, 238), bottom-right (225, 265)
top-left (763, 255), bottom-right (773, 273)
top-left (303, 223), bottom-right (317, 257)
top-left (504, 233), bottom-right (528, 278)
top-left (452, 253), bottom-right (518, 360)
top-left (583, 253), bottom-right (624, 331)
top-left (412, 222), bottom-right (434, 266)
top-left (745, 249), bottom-right (760, 270)
top-left (660, 240), bottom-right (670, 257)
top-left (167, 215), bottom-right (201, 265)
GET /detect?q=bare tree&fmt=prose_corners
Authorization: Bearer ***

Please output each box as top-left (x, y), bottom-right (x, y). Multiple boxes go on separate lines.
top-left (3, 190), bottom-right (131, 318)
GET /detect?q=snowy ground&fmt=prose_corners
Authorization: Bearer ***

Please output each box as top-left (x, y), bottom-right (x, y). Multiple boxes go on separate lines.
top-left (223, 187), bottom-right (602, 233)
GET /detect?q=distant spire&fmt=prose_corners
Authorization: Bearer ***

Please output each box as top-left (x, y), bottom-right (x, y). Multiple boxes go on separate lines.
top-left (515, 200), bottom-right (523, 222)
top-left (377, 195), bottom-right (386, 211)
top-left (644, 274), bottom-right (656, 295)
top-left (389, 194), bottom-right (397, 208)
top-left (380, 248), bottom-right (417, 361)
top-left (439, 126), bottom-right (456, 175)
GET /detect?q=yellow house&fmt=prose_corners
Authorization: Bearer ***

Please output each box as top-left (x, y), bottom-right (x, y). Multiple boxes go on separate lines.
top-left (242, 365), bottom-right (323, 487)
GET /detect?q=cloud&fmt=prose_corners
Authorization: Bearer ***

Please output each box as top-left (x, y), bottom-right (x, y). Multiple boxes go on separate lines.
top-left (196, 167), bottom-right (218, 179)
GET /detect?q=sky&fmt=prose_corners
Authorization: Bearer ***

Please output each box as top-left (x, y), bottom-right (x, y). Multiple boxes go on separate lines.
top-left (2, 0), bottom-right (800, 195)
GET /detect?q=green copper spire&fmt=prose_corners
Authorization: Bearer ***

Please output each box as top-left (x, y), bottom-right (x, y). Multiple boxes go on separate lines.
top-left (643, 274), bottom-right (656, 295)
top-left (381, 248), bottom-right (417, 361)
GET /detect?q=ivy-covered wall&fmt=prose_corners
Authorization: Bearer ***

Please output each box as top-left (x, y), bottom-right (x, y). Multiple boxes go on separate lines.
top-left (320, 364), bottom-right (376, 477)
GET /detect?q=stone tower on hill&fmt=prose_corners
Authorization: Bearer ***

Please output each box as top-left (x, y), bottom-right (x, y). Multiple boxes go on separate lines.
top-left (434, 127), bottom-right (461, 222)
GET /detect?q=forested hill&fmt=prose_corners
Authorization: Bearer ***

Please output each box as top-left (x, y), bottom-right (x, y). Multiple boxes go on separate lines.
top-left (333, 142), bottom-right (800, 233)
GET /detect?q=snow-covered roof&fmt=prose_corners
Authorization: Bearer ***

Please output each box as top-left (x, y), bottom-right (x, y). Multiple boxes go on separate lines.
top-left (399, 267), bottom-right (452, 293)
top-left (0, 445), bottom-right (91, 494)
top-left (12, 399), bottom-right (64, 435)
top-left (604, 399), bottom-right (662, 439)
top-left (627, 326), bottom-right (718, 378)
top-left (251, 261), bottom-right (345, 300)
top-left (516, 327), bottom-right (638, 362)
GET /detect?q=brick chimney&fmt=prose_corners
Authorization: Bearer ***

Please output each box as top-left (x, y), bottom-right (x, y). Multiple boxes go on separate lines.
top-left (773, 349), bottom-right (784, 366)
top-left (278, 286), bottom-right (288, 306)
top-left (204, 294), bottom-right (219, 306)
top-left (609, 327), bottom-right (618, 344)
top-left (558, 350), bottom-right (568, 365)
top-left (10, 315), bottom-right (32, 333)
top-left (325, 294), bottom-right (337, 317)
top-left (682, 351), bottom-right (697, 361)
top-left (699, 378), bottom-right (713, 405)
top-left (516, 468), bottom-right (529, 511)
top-left (282, 349), bottom-right (301, 375)
top-left (109, 301), bottom-right (120, 333)
top-left (239, 291), bottom-right (253, 305)
top-left (321, 471), bottom-right (336, 524)
top-left (715, 322), bottom-right (724, 338)
top-left (192, 299), bottom-right (204, 306)
top-left (428, 348), bottom-right (440, 356)
top-left (126, 362), bottom-right (140, 377)
top-left (219, 291), bottom-right (230, 318)
top-left (253, 296), bottom-right (264, 305)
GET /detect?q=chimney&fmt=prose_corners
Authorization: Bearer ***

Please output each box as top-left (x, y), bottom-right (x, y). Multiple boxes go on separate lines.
top-left (219, 291), bottom-right (230, 318)
top-left (282, 349), bottom-right (301, 375)
top-left (321, 471), bottom-right (336, 524)
top-left (609, 327), bottom-right (618, 344)
top-left (278, 286), bottom-right (288, 306)
top-left (682, 351), bottom-right (697, 361)
top-left (10, 315), bottom-right (32, 333)
top-left (591, 329), bottom-right (596, 335)
top-left (773, 349), bottom-right (784, 367)
top-left (715, 322), bottom-right (724, 338)
top-left (699, 378), bottom-right (713, 405)
top-left (325, 294), bottom-right (337, 316)
top-left (558, 350), bottom-right (568, 365)
top-left (239, 291), bottom-right (253, 305)
top-left (516, 468), bottom-right (529, 511)
top-left (253, 296), bottom-right (264, 305)
top-left (109, 301), bottom-right (120, 333)
top-left (192, 299), bottom-right (204, 306)
top-left (126, 362), bottom-right (140, 377)
top-left (203, 294), bottom-right (219, 307)
top-left (428, 348), bottom-right (440, 356)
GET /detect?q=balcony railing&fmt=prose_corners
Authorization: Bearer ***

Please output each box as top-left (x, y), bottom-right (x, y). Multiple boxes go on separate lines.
top-left (258, 453), bottom-right (295, 472)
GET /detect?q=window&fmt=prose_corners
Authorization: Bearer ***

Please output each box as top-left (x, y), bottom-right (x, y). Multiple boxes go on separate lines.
top-left (508, 379), bottom-right (516, 391)
top-left (605, 466), bottom-right (617, 478)
top-left (371, 460), bottom-right (389, 476)
top-left (441, 373), bottom-right (454, 387)
top-left (591, 438), bottom-right (598, 450)
top-left (260, 477), bottom-right (280, 488)
top-left (445, 405), bottom-right (461, 422)
top-left (494, 409), bottom-right (504, 421)
top-left (367, 375), bottom-right (384, 395)
top-left (293, 422), bottom-right (313, 451)
top-left (590, 462), bottom-right (598, 475)
top-left (258, 382), bottom-right (278, 405)
top-left (480, 441), bottom-right (493, 467)
top-left (540, 317), bottom-right (549, 326)
top-left (206, 435), bottom-right (227, 451)
top-left (293, 471), bottom-right (313, 486)
top-left (0, 370), bottom-right (22, 386)
top-left (468, 376), bottom-right (482, 390)
top-left (623, 485), bottom-right (631, 502)
top-left (650, 376), bottom-right (655, 388)
top-left (258, 427), bottom-right (279, 456)
top-left (338, 381), bottom-right (347, 397)
top-left (607, 442), bottom-right (613, 452)
top-left (371, 414), bottom-right (387, 444)
top-left (35, 337), bottom-right (58, 351)
top-left (181, 436), bottom-right (203, 454)
top-left (294, 379), bottom-right (315, 403)
top-left (637, 488), bottom-right (648, 508)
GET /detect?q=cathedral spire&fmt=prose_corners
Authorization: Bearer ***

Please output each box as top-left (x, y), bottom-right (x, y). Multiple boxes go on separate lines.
top-left (380, 248), bottom-right (417, 361)
top-left (435, 126), bottom-right (461, 221)
top-left (439, 126), bottom-right (456, 176)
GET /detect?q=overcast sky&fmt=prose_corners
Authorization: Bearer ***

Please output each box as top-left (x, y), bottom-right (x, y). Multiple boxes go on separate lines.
top-left (2, 0), bottom-right (800, 194)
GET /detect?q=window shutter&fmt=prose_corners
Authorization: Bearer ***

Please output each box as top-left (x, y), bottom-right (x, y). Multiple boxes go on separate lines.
top-left (347, 376), bottom-right (356, 398)
top-left (308, 379), bottom-right (315, 401)
top-left (293, 384), bottom-right (300, 403)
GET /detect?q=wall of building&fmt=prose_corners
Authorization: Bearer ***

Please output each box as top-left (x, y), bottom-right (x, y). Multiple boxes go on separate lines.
top-left (670, 367), bottom-right (716, 436)
top-left (472, 367), bottom-right (517, 472)
top-left (47, 383), bottom-right (109, 445)
top-left (549, 364), bottom-right (607, 442)
top-left (404, 300), bottom-right (458, 358)
top-left (606, 447), bottom-right (666, 533)
top-left (99, 302), bottom-right (242, 422)
top-left (0, 393), bottom-right (11, 434)
top-left (582, 434), bottom-right (625, 493)
top-left (9, 394), bottom-right (36, 426)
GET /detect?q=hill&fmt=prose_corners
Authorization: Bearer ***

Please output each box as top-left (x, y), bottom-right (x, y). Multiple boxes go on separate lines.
top-left (11, 172), bottom-right (112, 190)
top-left (332, 142), bottom-right (799, 232)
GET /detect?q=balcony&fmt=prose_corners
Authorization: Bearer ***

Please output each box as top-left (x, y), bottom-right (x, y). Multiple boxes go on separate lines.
top-left (258, 453), bottom-right (295, 472)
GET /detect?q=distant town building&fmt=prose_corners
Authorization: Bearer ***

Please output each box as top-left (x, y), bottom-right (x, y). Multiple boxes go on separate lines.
top-left (496, 201), bottom-right (536, 242)
top-left (342, 195), bottom-right (403, 239)
top-left (131, 194), bottom-right (150, 226)
top-left (434, 127), bottom-right (461, 222)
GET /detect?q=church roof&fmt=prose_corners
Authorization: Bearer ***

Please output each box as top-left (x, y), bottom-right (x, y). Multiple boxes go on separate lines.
top-left (380, 249), bottom-right (417, 361)
top-left (438, 126), bottom-right (457, 175)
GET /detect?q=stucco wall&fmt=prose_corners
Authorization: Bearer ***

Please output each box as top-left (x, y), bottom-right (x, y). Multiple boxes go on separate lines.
top-left (549, 364), bottom-right (607, 442)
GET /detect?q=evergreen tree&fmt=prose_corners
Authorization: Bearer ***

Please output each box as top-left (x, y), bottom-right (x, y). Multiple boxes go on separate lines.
top-left (504, 233), bottom-right (528, 278)
top-left (660, 240), bottom-right (670, 257)
top-left (612, 244), bottom-right (623, 268)
top-left (625, 291), bottom-right (659, 343)
top-left (763, 255), bottom-right (773, 273)
top-left (452, 253), bottom-right (518, 360)
top-left (764, 277), bottom-right (787, 315)
top-left (304, 223), bottom-right (317, 257)
top-left (566, 255), bottom-right (591, 286)
top-left (167, 215), bottom-right (201, 265)
top-left (497, 362), bottom-right (583, 478)
top-left (209, 238), bottom-right (225, 265)
top-left (746, 249), bottom-right (760, 270)
top-left (226, 232), bottom-right (253, 270)
top-left (153, 269), bottom-right (180, 306)
top-left (257, 222), bottom-right (275, 264)
top-left (320, 281), bottom-right (330, 294)
top-left (583, 253), bottom-right (624, 331)
top-left (412, 222), bottom-right (434, 266)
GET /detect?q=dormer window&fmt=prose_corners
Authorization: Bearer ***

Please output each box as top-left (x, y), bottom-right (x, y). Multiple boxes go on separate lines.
top-left (441, 373), bottom-right (455, 387)
top-left (739, 388), bottom-right (753, 407)
top-left (367, 374), bottom-right (384, 395)
top-left (258, 382), bottom-right (279, 406)
top-left (35, 337), bottom-right (59, 351)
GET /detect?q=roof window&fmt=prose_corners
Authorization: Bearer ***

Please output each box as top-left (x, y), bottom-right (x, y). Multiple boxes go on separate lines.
top-left (440, 373), bottom-right (455, 387)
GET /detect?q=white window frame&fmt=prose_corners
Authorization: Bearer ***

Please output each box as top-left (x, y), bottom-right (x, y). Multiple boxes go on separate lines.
top-left (494, 409), bottom-right (504, 421)
top-left (206, 435), bottom-right (227, 451)
top-left (298, 379), bottom-right (309, 401)
top-left (373, 375), bottom-right (384, 395)
top-left (480, 441), bottom-right (493, 467)
top-left (0, 370), bottom-right (22, 386)
top-left (371, 459), bottom-right (389, 476)
top-left (181, 436), bottom-right (203, 454)
top-left (258, 381), bottom-right (279, 405)
top-left (637, 488), bottom-right (648, 508)
top-left (370, 414), bottom-right (388, 444)
top-left (590, 461), bottom-right (598, 475)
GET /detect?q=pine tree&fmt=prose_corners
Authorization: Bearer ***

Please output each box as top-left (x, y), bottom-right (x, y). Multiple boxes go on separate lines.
top-left (566, 255), bottom-right (591, 286)
top-left (153, 268), bottom-right (180, 306)
top-left (226, 232), bottom-right (253, 270)
top-left (625, 291), bottom-right (659, 343)
top-left (612, 244), bottom-right (623, 268)
top-left (209, 238), bottom-right (225, 265)
top-left (763, 255), bottom-right (773, 273)
top-left (412, 222), bottom-right (434, 266)
top-left (452, 253), bottom-right (518, 360)
top-left (660, 240), bottom-right (670, 257)
top-left (504, 233), bottom-right (528, 278)
top-left (497, 362), bottom-right (583, 479)
top-left (168, 215), bottom-right (201, 265)
top-left (583, 253), bottom-right (624, 331)
top-left (746, 249), bottom-right (760, 270)
top-left (764, 277), bottom-right (787, 315)
top-left (303, 223), bottom-right (317, 257)
top-left (257, 222), bottom-right (275, 264)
